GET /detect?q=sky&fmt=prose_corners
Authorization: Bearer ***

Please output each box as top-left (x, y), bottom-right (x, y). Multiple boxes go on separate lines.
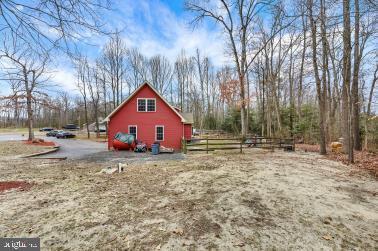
top-left (49, 0), bottom-right (230, 94)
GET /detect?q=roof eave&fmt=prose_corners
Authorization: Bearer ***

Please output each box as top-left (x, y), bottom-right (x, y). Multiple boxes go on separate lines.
top-left (104, 81), bottom-right (186, 122)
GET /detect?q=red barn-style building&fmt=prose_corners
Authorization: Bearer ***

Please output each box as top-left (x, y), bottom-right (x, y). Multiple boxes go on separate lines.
top-left (104, 82), bottom-right (193, 150)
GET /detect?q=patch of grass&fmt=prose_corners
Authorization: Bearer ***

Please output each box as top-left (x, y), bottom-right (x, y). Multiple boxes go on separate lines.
top-left (0, 128), bottom-right (30, 133)
top-left (75, 132), bottom-right (107, 142)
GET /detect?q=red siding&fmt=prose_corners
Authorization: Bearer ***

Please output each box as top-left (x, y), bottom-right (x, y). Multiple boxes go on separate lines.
top-left (184, 124), bottom-right (192, 140)
top-left (108, 85), bottom-right (184, 150)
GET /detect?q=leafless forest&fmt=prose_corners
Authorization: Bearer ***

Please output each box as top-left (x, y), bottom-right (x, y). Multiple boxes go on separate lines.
top-left (0, 0), bottom-right (377, 161)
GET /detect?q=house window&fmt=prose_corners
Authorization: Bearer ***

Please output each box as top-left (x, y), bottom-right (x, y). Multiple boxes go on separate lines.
top-left (147, 99), bottom-right (156, 112)
top-left (129, 125), bottom-right (137, 139)
top-left (137, 98), bottom-right (155, 112)
top-left (137, 99), bottom-right (146, 112)
top-left (155, 126), bottom-right (164, 141)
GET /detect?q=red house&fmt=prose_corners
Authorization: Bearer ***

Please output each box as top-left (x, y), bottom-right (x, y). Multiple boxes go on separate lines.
top-left (104, 82), bottom-right (193, 151)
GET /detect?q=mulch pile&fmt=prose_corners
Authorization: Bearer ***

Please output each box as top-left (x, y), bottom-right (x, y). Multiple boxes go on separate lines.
top-left (0, 181), bottom-right (33, 193)
top-left (297, 144), bottom-right (378, 178)
top-left (23, 139), bottom-right (55, 147)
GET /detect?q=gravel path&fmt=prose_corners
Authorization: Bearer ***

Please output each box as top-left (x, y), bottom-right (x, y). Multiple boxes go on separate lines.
top-left (0, 133), bottom-right (106, 159)
top-left (0, 133), bottom-right (183, 161)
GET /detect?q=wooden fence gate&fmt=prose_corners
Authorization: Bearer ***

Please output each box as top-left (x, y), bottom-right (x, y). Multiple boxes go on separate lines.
top-left (182, 137), bottom-right (295, 154)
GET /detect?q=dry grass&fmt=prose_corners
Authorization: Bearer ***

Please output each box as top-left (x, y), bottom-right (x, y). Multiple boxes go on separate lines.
top-left (0, 128), bottom-right (30, 133)
top-left (74, 132), bottom-right (107, 142)
top-left (0, 141), bottom-right (53, 156)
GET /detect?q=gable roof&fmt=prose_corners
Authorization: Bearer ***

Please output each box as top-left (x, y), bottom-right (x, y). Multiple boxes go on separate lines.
top-left (104, 82), bottom-right (193, 123)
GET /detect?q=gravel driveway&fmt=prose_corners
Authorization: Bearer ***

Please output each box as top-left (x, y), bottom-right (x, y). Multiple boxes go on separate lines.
top-left (0, 133), bottom-right (183, 161)
top-left (0, 133), bottom-right (106, 159)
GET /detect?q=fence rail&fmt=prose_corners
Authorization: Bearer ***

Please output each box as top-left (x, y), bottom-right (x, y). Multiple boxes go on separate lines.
top-left (182, 137), bottom-right (295, 154)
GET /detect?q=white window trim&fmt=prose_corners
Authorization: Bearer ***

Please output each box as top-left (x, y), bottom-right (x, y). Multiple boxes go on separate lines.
top-left (137, 98), bottom-right (146, 112)
top-left (146, 98), bottom-right (156, 112)
top-left (137, 98), bottom-right (156, 112)
top-left (155, 125), bottom-right (164, 141)
top-left (128, 125), bottom-right (137, 139)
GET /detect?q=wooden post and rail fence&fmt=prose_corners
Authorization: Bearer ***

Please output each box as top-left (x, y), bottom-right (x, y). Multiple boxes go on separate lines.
top-left (182, 136), bottom-right (295, 154)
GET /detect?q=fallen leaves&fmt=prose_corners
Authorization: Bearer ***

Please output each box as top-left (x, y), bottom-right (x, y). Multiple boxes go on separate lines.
top-left (297, 144), bottom-right (378, 178)
top-left (328, 151), bottom-right (378, 177)
top-left (322, 234), bottom-right (333, 241)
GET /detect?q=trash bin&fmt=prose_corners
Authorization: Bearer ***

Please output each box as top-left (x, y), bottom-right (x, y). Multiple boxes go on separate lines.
top-left (151, 143), bottom-right (160, 155)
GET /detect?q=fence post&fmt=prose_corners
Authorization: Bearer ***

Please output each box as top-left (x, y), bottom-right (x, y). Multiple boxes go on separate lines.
top-left (271, 139), bottom-right (273, 151)
top-left (182, 138), bottom-right (187, 154)
top-left (206, 138), bottom-right (209, 154)
top-left (240, 138), bottom-right (243, 153)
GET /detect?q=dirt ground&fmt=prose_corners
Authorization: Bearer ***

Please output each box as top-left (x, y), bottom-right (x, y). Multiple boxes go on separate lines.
top-left (0, 148), bottom-right (377, 250)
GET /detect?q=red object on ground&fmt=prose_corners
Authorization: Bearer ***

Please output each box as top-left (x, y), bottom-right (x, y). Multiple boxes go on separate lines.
top-left (112, 139), bottom-right (136, 150)
top-left (0, 181), bottom-right (32, 193)
top-left (105, 82), bottom-right (193, 150)
top-left (23, 140), bottom-right (55, 146)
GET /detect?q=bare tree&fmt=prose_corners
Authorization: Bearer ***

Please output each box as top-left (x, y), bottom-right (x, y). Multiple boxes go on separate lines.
top-left (0, 38), bottom-right (50, 140)
top-left (126, 48), bottom-right (149, 93)
top-left (102, 32), bottom-right (127, 108)
top-left (0, 0), bottom-right (110, 54)
top-left (88, 65), bottom-right (102, 138)
top-left (364, 64), bottom-right (377, 150)
top-left (76, 56), bottom-right (91, 138)
top-left (175, 50), bottom-right (195, 112)
top-left (307, 0), bottom-right (327, 154)
top-left (342, 0), bottom-right (353, 162)
top-left (149, 55), bottom-right (173, 95)
top-left (58, 91), bottom-right (71, 128)
top-left (186, 0), bottom-right (264, 136)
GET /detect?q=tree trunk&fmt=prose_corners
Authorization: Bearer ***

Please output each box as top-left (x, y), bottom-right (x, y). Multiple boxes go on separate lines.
top-left (84, 98), bottom-right (90, 139)
top-left (289, 43), bottom-right (295, 137)
top-left (320, 0), bottom-right (330, 145)
top-left (352, 0), bottom-right (361, 150)
top-left (26, 91), bottom-right (34, 141)
top-left (24, 68), bottom-right (34, 141)
top-left (298, 13), bottom-right (307, 119)
top-left (239, 73), bottom-right (247, 137)
top-left (342, 0), bottom-right (354, 163)
top-left (309, 0), bottom-right (327, 154)
top-left (364, 65), bottom-right (377, 150)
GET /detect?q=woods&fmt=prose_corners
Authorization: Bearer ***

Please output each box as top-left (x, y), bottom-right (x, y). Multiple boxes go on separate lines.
top-left (0, 0), bottom-right (377, 160)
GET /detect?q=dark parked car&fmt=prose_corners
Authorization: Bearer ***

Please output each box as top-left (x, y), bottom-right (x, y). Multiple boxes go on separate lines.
top-left (94, 128), bottom-right (107, 133)
top-left (62, 124), bottom-right (79, 130)
top-left (46, 130), bottom-right (63, 137)
top-left (39, 127), bottom-right (54, 132)
top-left (56, 131), bottom-right (76, 139)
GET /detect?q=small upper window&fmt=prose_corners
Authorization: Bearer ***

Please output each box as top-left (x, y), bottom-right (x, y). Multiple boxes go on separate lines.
top-left (137, 98), bottom-right (155, 112)
top-left (138, 99), bottom-right (146, 112)
top-left (147, 99), bottom-right (156, 112)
